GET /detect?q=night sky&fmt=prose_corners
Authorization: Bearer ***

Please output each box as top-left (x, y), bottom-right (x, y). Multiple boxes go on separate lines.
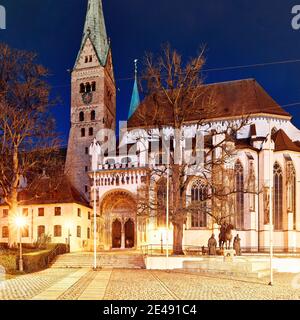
top-left (1, 0), bottom-right (300, 145)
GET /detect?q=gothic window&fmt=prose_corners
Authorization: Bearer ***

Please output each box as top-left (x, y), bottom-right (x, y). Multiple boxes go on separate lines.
top-left (157, 178), bottom-right (167, 227)
top-left (80, 83), bottom-right (85, 93)
top-left (234, 160), bottom-right (244, 230)
top-left (274, 162), bottom-right (283, 230)
top-left (79, 111), bottom-right (84, 122)
top-left (86, 83), bottom-right (91, 93)
top-left (2, 226), bottom-right (8, 238)
top-left (287, 161), bottom-right (296, 230)
top-left (37, 225), bottom-right (45, 238)
top-left (91, 110), bottom-right (96, 121)
top-left (191, 180), bottom-right (208, 228)
top-left (91, 81), bottom-right (96, 92)
top-left (89, 127), bottom-right (94, 136)
top-left (81, 128), bottom-right (86, 137)
top-left (54, 225), bottom-right (62, 237)
top-left (248, 162), bottom-right (256, 211)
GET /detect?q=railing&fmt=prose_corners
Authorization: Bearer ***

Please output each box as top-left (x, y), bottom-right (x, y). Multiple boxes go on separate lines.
top-left (141, 244), bottom-right (300, 257)
top-left (141, 244), bottom-right (205, 257)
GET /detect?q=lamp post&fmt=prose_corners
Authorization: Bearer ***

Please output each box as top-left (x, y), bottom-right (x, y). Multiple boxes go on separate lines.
top-left (90, 138), bottom-right (101, 270)
top-left (15, 216), bottom-right (26, 272)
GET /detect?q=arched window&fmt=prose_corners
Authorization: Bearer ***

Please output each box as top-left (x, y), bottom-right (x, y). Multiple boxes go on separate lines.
top-left (81, 128), bottom-right (85, 137)
top-left (157, 178), bottom-right (167, 227)
top-left (287, 161), bottom-right (296, 230)
top-left (89, 127), bottom-right (93, 136)
top-left (91, 110), bottom-right (96, 121)
top-left (80, 83), bottom-right (85, 93)
top-left (191, 180), bottom-right (208, 228)
top-left (79, 111), bottom-right (84, 122)
top-left (235, 160), bottom-right (244, 230)
top-left (86, 83), bottom-right (91, 93)
top-left (273, 162), bottom-right (283, 230)
top-left (91, 81), bottom-right (96, 92)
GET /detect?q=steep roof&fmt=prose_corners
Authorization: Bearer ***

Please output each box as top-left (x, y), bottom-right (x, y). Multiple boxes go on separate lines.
top-left (75, 0), bottom-right (109, 68)
top-left (18, 175), bottom-right (91, 208)
top-left (127, 79), bottom-right (291, 128)
top-left (272, 129), bottom-right (300, 152)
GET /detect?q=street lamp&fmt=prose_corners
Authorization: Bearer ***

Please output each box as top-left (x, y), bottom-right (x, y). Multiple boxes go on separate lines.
top-left (65, 221), bottom-right (73, 253)
top-left (15, 215), bottom-right (26, 272)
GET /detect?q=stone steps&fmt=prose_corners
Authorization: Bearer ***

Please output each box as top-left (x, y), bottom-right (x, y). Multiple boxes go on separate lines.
top-left (51, 253), bottom-right (145, 269)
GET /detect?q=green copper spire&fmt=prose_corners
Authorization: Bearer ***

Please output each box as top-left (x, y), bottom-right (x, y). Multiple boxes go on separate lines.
top-left (75, 0), bottom-right (109, 68)
top-left (128, 59), bottom-right (141, 119)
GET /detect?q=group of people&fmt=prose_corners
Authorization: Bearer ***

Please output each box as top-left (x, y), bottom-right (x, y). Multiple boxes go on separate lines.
top-left (207, 233), bottom-right (241, 256)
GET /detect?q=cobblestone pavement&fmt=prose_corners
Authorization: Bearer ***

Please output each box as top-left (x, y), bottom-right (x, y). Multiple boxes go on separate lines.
top-left (0, 268), bottom-right (78, 300)
top-left (1, 268), bottom-right (300, 300)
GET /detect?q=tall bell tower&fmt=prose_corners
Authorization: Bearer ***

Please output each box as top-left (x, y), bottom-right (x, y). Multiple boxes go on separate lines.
top-left (65, 0), bottom-right (116, 198)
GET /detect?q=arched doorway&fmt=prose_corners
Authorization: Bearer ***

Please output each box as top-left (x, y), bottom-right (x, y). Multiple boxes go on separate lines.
top-left (125, 219), bottom-right (135, 248)
top-left (112, 219), bottom-right (121, 248)
top-left (100, 190), bottom-right (137, 250)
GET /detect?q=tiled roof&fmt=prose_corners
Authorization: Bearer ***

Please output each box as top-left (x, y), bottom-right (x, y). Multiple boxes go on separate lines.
top-left (272, 129), bottom-right (300, 152)
top-left (18, 175), bottom-right (91, 208)
top-left (128, 79), bottom-right (291, 128)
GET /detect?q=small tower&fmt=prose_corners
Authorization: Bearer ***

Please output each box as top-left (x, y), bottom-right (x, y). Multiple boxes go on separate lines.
top-left (128, 59), bottom-right (140, 119)
top-left (65, 0), bottom-right (116, 198)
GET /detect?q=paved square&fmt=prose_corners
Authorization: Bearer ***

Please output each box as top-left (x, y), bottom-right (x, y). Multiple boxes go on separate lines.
top-left (1, 268), bottom-right (300, 300)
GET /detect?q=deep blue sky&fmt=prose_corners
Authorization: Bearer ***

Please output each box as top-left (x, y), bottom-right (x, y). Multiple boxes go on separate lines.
top-left (1, 0), bottom-right (300, 144)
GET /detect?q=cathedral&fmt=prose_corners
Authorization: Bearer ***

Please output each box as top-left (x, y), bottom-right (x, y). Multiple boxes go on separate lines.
top-left (1, 0), bottom-right (300, 253)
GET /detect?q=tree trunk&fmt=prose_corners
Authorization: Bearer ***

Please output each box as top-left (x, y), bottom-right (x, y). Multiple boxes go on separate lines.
top-left (173, 222), bottom-right (184, 255)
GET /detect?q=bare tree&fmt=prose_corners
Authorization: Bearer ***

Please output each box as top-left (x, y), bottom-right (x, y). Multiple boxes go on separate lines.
top-left (135, 45), bottom-right (251, 255)
top-left (0, 43), bottom-right (61, 246)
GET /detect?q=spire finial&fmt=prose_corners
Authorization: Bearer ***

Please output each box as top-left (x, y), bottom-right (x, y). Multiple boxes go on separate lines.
top-left (128, 59), bottom-right (141, 119)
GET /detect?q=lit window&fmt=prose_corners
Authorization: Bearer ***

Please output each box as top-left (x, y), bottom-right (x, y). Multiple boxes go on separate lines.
top-left (2, 226), bottom-right (8, 238)
top-left (22, 226), bottom-right (29, 238)
top-left (3, 209), bottom-right (8, 218)
top-left (37, 225), bottom-right (45, 238)
top-left (77, 226), bottom-right (81, 238)
top-left (54, 225), bottom-right (62, 237)
top-left (54, 207), bottom-right (61, 216)
top-left (191, 180), bottom-right (208, 228)
top-left (38, 208), bottom-right (44, 217)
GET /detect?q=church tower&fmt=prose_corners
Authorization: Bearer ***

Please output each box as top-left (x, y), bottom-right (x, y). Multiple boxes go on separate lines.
top-left (65, 0), bottom-right (116, 198)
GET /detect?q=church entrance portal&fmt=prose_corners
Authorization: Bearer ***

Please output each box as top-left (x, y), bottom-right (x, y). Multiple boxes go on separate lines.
top-left (112, 219), bottom-right (122, 249)
top-left (125, 219), bottom-right (135, 249)
top-left (100, 190), bottom-right (137, 250)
